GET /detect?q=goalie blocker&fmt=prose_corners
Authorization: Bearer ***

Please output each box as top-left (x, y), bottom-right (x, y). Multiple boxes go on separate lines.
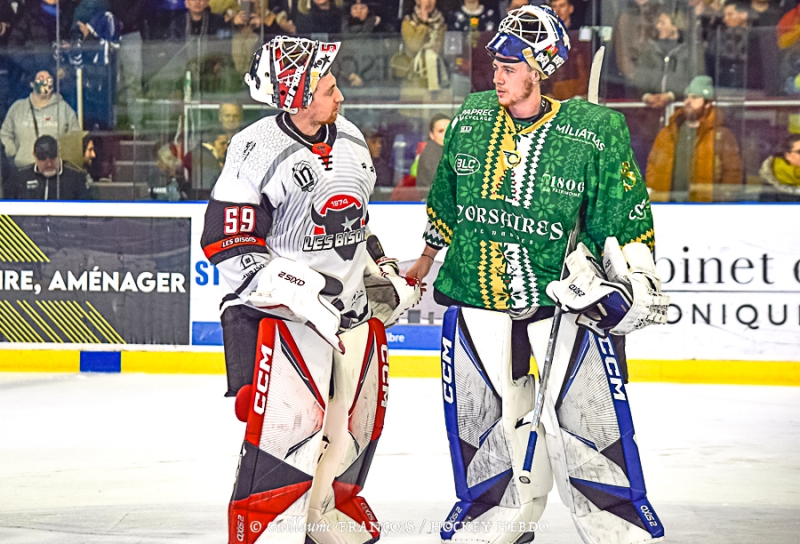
top-left (546, 237), bottom-right (670, 337)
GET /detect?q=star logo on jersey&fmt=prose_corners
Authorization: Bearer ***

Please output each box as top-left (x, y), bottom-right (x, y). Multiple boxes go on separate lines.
top-left (303, 194), bottom-right (366, 260)
top-left (292, 160), bottom-right (318, 192)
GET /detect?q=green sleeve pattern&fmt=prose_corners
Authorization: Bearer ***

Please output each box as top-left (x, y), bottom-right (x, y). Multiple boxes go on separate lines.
top-left (423, 106), bottom-right (462, 249)
top-left (583, 110), bottom-right (655, 257)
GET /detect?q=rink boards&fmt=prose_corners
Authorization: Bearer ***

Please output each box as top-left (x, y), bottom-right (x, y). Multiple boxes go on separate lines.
top-left (0, 201), bottom-right (799, 385)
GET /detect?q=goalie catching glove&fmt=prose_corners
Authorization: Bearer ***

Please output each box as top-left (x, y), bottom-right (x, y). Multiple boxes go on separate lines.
top-left (248, 257), bottom-right (345, 353)
top-left (363, 235), bottom-right (422, 327)
top-left (545, 237), bottom-right (670, 336)
top-left (364, 257), bottom-right (421, 327)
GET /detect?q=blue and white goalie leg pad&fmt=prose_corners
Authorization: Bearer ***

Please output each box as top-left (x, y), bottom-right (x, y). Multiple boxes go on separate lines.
top-left (528, 314), bottom-right (664, 544)
top-left (441, 307), bottom-right (553, 544)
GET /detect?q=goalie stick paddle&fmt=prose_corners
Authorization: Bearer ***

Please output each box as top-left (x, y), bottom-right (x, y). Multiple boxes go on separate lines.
top-left (518, 46), bottom-right (605, 484)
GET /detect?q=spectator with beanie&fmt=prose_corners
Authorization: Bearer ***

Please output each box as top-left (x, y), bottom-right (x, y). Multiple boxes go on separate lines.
top-left (343, 0), bottom-right (383, 34)
top-left (7, 135), bottom-right (90, 200)
top-left (1, 70), bottom-right (80, 169)
top-left (646, 75), bottom-right (742, 202)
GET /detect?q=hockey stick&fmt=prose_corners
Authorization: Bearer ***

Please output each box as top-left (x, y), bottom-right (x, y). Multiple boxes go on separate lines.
top-left (517, 216), bottom-right (579, 483)
top-left (517, 46), bottom-right (605, 484)
top-left (587, 46), bottom-right (605, 105)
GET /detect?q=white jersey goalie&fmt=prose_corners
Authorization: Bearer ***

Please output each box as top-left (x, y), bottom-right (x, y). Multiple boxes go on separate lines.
top-left (200, 35), bottom-right (419, 544)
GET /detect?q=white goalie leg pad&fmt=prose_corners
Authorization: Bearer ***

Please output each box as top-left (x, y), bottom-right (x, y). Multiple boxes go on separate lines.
top-left (230, 319), bottom-right (335, 544)
top-left (442, 307), bottom-right (552, 544)
top-left (528, 314), bottom-right (664, 544)
top-left (307, 319), bottom-right (388, 544)
top-left (363, 258), bottom-right (422, 327)
top-left (249, 257), bottom-right (344, 353)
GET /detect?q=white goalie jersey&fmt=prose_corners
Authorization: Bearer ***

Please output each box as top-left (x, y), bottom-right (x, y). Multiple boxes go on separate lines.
top-left (201, 112), bottom-right (377, 328)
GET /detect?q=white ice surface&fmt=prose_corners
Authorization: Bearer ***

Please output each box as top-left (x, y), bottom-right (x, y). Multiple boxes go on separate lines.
top-left (0, 372), bottom-right (799, 543)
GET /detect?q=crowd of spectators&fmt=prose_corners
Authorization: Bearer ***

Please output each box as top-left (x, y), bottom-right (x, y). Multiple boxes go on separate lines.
top-left (0, 0), bottom-right (797, 202)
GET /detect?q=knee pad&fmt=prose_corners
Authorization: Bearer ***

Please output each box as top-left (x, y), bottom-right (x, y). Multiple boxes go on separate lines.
top-left (228, 317), bottom-right (334, 544)
top-left (528, 314), bottom-right (664, 544)
top-left (441, 307), bottom-right (552, 544)
top-left (307, 318), bottom-right (388, 544)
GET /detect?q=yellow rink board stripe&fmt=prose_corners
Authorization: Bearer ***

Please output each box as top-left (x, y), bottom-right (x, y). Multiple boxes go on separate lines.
top-left (1, 350), bottom-right (800, 385)
top-left (0, 350), bottom-right (78, 372)
top-left (121, 352), bottom-right (226, 375)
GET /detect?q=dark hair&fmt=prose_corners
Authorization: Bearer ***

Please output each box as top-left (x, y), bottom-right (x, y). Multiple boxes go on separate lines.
top-left (33, 135), bottom-right (58, 160)
top-left (349, 0), bottom-right (371, 12)
top-left (429, 113), bottom-right (450, 133)
top-left (779, 134), bottom-right (800, 158)
top-left (727, 0), bottom-right (749, 13)
top-left (82, 133), bottom-right (94, 154)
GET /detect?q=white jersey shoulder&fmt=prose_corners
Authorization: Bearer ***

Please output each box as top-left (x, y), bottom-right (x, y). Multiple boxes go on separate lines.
top-left (211, 115), bottom-right (292, 205)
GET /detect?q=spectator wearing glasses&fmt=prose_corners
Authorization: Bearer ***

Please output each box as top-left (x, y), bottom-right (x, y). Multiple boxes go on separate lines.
top-left (646, 75), bottom-right (743, 202)
top-left (759, 134), bottom-right (800, 201)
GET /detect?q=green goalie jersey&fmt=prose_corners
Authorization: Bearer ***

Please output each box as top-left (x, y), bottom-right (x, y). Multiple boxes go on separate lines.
top-left (424, 91), bottom-right (655, 311)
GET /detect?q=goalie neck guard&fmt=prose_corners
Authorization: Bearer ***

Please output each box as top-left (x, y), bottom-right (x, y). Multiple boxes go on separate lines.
top-left (245, 36), bottom-right (341, 112)
top-left (486, 5), bottom-right (570, 79)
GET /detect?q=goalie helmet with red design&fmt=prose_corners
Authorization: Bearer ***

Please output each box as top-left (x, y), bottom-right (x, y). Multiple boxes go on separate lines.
top-left (245, 36), bottom-right (341, 112)
top-left (486, 5), bottom-right (570, 79)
